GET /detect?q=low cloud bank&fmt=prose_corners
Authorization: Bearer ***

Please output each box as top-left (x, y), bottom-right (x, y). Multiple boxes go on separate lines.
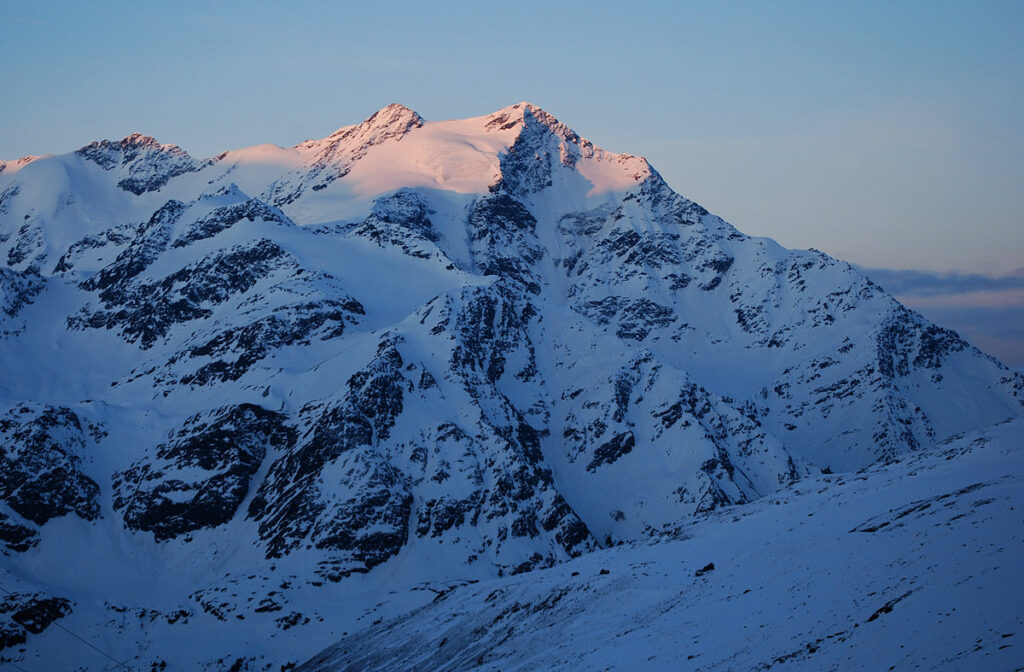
top-left (860, 267), bottom-right (1024, 368)
top-left (863, 268), bottom-right (1024, 298)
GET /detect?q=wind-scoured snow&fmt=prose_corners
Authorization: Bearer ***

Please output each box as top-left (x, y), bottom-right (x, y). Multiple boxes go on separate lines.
top-left (0, 103), bottom-right (1020, 670)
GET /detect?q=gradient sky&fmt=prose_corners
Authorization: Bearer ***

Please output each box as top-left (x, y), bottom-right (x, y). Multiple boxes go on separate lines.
top-left (2, 1), bottom-right (1022, 362)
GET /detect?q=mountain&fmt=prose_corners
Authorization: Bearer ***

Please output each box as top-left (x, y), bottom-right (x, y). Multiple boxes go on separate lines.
top-left (0, 102), bottom-right (1020, 670)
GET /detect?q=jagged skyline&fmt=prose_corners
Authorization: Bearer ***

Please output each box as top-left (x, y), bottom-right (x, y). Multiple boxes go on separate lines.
top-left (3, 1), bottom-right (1021, 363)
top-left (2, 3), bottom-right (1020, 267)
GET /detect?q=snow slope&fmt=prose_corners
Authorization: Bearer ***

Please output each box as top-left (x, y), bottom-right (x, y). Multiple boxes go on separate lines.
top-left (301, 418), bottom-right (1024, 672)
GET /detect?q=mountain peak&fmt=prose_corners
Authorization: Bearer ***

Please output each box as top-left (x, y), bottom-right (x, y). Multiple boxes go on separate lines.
top-left (119, 132), bottom-right (163, 149)
top-left (363, 103), bottom-right (424, 130)
top-left (493, 100), bottom-right (549, 116)
top-left (76, 132), bottom-right (187, 159)
top-left (504, 100), bottom-right (548, 116)
top-left (71, 132), bottom-right (197, 195)
top-left (373, 102), bottom-right (421, 117)
top-left (486, 101), bottom-right (560, 129)
top-left (325, 103), bottom-right (424, 142)
top-left (482, 102), bottom-right (585, 151)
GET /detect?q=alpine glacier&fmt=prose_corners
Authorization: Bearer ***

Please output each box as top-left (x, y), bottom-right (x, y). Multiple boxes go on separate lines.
top-left (0, 103), bottom-right (1020, 670)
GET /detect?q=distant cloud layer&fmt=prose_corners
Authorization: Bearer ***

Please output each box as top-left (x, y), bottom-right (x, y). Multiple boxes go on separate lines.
top-left (862, 268), bottom-right (1024, 299)
top-left (860, 267), bottom-right (1024, 368)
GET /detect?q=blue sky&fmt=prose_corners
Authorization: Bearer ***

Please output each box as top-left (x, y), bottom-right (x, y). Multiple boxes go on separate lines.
top-left (2, 1), bottom-right (1021, 362)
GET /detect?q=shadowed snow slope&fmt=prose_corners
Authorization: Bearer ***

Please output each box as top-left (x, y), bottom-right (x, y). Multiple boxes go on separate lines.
top-left (0, 103), bottom-right (1021, 669)
top-left (301, 419), bottom-right (1024, 672)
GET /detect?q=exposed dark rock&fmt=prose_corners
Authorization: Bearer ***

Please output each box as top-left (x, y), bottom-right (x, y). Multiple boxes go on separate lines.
top-left (0, 267), bottom-right (44, 321)
top-left (468, 194), bottom-right (544, 294)
top-left (577, 297), bottom-right (674, 340)
top-left (350, 190), bottom-right (438, 258)
top-left (77, 133), bottom-right (198, 194)
top-left (876, 305), bottom-right (967, 378)
top-left (179, 295), bottom-right (364, 386)
top-left (0, 510), bottom-right (37, 552)
top-left (248, 338), bottom-right (413, 569)
top-left (586, 432), bottom-right (635, 472)
top-left (0, 592), bottom-right (72, 650)
top-left (52, 222), bottom-right (136, 273)
top-left (172, 198), bottom-right (293, 248)
top-left (114, 404), bottom-right (296, 540)
top-left (0, 404), bottom-right (101, 527)
top-left (81, 200), bottom-right (185, 292)
top-left (71, 238), bottom-right (294, 348)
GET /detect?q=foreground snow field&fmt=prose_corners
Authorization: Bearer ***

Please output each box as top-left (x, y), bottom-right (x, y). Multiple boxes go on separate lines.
top-left (302, 418), bottom-right (1023, 672)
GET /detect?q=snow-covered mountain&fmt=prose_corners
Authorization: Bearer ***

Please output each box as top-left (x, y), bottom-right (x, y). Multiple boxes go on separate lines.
top-left (0, 103), bottom-right (1020, 669)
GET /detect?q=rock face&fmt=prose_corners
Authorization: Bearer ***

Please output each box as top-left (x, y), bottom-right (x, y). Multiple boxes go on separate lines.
top-left (0, 267), bottom-right (44, 335)
top-left (77, 132), bottom-right (198, 195)
top-left (0, 591), bottom-right (72, 649)
top-left (114, 404), bottom-right (295, 541)
top-left (0, 102), bottom-right (1020, 670)
top-left (0, 404), bottom-right (102, 552)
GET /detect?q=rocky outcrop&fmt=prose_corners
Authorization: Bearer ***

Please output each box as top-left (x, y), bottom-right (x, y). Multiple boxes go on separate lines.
top-left (77, 133), bottom-right (198, 194)
top-left (0, 405), bottom-right (101, 550)
top-left (114, 404), bottom-right (296, 540)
